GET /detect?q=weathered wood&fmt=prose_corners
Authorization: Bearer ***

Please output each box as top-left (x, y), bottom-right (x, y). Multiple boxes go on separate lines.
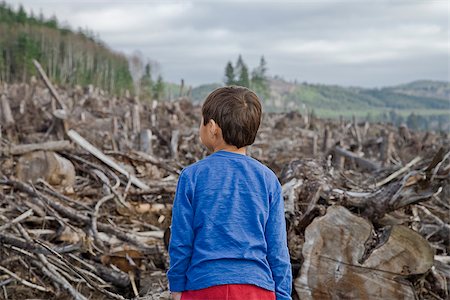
top-left (399, 124), bottom-right (411, 141)
top-left (179, 79), bottom-right (184, 97)
top-left (352, 115), bottom-right (361, 148)
top-left (333, 146), bottom-right (380, 171)
top-left (1, 178), bottom-right (159, 254)
top-left (170, 129), bottom-right (179, 159)
top-left (32, 59), bottom-right (68, 112)
top-left (9, 140), bottom-right (72, 155)
top-left (67, 129), bottom-right (150, 190)
top-left (374, 156), bottom-right (422, 188)
top-left (296, 205), bottom-right (433, 299)
top-left (312, 135), bottom-right (318, 156)
top-left (140, 129), bottom-right (153, 154)
top-left (151, 100), bottom-right (157, 127)
top-left (0, 94), bottom-right (14, 125)
top-left (132, 104), bottom-right (141, 134)
top-left (380, 129), bottom-right (394, 166)
top-left (322, 126), bottom-right (331, 152)
top-left (15, 150), bottom-right (75, 188)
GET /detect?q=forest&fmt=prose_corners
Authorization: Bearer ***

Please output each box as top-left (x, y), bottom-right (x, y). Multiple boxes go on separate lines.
top-left (0, 2), bottom-right (133, 94)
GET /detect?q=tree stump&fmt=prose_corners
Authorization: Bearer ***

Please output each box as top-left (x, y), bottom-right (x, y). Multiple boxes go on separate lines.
top-left (296, 205), bottom-right (434, 299)
top-left (15, 151), bottom-right (76, 188)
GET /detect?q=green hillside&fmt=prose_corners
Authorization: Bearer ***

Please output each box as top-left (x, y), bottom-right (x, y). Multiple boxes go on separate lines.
top-left (271, 79), bottom-right (449, 111)
top-left (0, 2), bottom-right (133, 94)
top-left (193, 79), bottom-right (449, 112)
top-left (192, 79), bottom-right (449, 131)
top-left (191, 83), bottom-right (222, 103)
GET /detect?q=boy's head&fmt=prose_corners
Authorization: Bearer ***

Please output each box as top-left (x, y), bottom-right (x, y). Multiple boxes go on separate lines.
top-left (201, 86), bottom-right (262, 149)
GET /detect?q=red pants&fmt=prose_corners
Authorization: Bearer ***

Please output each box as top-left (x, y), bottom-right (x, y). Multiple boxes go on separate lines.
top-left (181, 284), bottom-right (275, 300)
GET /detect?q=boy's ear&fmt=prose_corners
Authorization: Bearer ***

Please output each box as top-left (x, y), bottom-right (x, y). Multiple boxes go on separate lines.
top-left (209, 119), bottom-right (218, 135)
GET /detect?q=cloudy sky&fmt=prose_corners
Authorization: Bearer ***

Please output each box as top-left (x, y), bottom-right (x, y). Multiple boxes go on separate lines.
top-left (13, 0), bottom-right (449, 87)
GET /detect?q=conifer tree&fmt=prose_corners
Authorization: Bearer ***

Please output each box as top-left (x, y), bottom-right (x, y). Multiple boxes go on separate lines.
top-left (238, 63), bottom-right (250, 88)
top-left (224, 61), bottom-right (235, 85)
top-left (139, 63), bottom-right (153, 100)
top-left (251, 56), bottom-right (270, 100)
top-left (153, 75), bottom-right (165, 100)
top-left (235, 54), bottom-right (250, 87)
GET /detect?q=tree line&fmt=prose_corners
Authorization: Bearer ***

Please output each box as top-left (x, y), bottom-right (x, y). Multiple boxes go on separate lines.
top-left (0, 2), bottom-right (134, 95)
top-left (224, 55), bottom-right (270, 100)
top-left (370, 110), bottom-right (450, 133)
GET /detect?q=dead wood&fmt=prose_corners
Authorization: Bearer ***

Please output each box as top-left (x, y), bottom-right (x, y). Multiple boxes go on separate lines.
top-left (296, 206), bottom-right (433, 300)
top-left (32, 59), bottom-right (68, 112)
top-left (0, 94), bottom-right (14, 125)
top-left (8, 140), bottom-right (72, 155)
top-left (333, 145), bottom-right (380, 172)
top-left (15, 150), bottom-right (75, 188)
top-left (67, 129), bottom-right (150, 190)
top-left (1, 80), bottom-right (448, 299)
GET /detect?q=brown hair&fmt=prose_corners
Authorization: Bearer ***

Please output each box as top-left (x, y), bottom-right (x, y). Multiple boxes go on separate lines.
top-left (202, 86), bottom-right (262, 148)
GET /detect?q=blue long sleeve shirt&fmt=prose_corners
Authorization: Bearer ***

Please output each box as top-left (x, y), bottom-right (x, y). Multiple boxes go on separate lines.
top-left (167, 150), bottom-right (292, 300)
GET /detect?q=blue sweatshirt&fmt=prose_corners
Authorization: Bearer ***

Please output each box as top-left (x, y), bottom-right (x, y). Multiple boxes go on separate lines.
top-left (167, 150), bottom-right (292, 300)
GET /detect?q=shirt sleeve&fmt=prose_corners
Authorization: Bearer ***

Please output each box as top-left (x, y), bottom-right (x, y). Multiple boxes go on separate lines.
top-left (167, 170), bottom-right (194, 292)
top-left (265, 185), bottom-right (292, 300)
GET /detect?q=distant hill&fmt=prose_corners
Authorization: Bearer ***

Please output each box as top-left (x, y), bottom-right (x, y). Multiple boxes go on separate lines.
top-left (191, 79), bottom-right (449, 132)
top-left (192, 79), bottom-right (449, 113)
top-left (191, 83), bottom-right (222, 102)
top-left (267, 78), bottom-right (449, 114)
top-left (0, 3), bottom-right (133, 94)
top-left (386, 80), bottom-right (450, 100)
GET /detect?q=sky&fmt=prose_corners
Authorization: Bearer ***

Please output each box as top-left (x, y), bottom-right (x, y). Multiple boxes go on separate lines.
top-left (12, 0), bottom-right (450, 88)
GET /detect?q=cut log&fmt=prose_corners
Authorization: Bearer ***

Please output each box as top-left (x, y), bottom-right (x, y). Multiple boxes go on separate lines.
top-left (296, 205), bottom-right (433, 299)
top-left (9, 140), bottom-right (72, 155)
top-left (333, 146), bottom-right (380, 172)
top-left (15, 150), bottom-right (75, 188)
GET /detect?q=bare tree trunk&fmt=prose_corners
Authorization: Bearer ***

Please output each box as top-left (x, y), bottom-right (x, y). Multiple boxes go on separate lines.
top-left (171, 130), bottom-right (179, 160)
top-left (179, 79), bottom-right (184, 97)
top-left (140, 129), bottom-right (153, 155)
top-left (380, 129), bottom-right (394, 166)
top-left (0, 95), bottom-right (14, 125)
top-left (132, 104), bottom-right (141, 134)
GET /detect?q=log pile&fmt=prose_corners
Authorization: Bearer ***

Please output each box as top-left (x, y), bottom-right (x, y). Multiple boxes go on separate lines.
top-left (0, 68), bottom-right (449, 299)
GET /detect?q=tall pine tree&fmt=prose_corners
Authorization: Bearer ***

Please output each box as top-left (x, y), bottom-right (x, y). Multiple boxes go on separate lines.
top-left (251, 56), bottom-right (270, 100)
top-left (224, 61), bottom-right (235, 85)
top-left (238, 63), bottom-right (250, 88)
top-left (235, 54), bottom-right (249, 87)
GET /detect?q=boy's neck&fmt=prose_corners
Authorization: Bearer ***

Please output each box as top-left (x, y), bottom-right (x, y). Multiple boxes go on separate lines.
top-left (213, 143), bottom-right (246, 155)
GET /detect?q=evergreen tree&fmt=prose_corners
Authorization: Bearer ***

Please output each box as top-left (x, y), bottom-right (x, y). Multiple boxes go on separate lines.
top-left (139, 63), bottom-right (153, 100)
top-left (16, 5), bottom-right (27, 24)
top-left (235, 54), bottom-right (244, 75)
top-left (224, 61), bottom-right (235, 85)
top-left (251, 56), bottom-right (270, 100)
top-left (153, 75), bottom-right (164, 100)
top-left (238, 63), bottom-right (250, 88)
top-left (234, 55), bottom-right (249, 87)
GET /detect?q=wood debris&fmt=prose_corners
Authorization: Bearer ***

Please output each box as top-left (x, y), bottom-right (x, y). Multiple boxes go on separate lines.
top-left (0, 65), bottom-right (449, 299)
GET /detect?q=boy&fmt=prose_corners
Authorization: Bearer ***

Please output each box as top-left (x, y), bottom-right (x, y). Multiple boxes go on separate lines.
top-left (167, 86), bottom-right (292, 300)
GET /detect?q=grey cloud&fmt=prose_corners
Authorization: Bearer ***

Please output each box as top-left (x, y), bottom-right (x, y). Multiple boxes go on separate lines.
top-left (14, 0), bottom-right (449, 87)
